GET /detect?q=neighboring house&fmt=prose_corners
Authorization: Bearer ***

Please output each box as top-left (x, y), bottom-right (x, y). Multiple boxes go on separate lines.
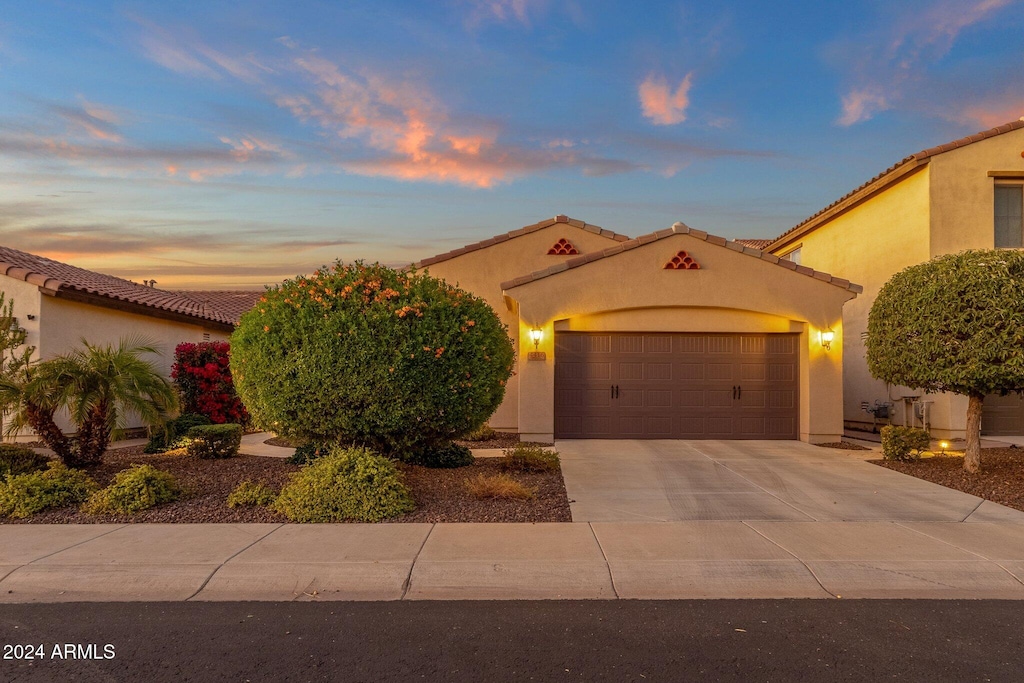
top-left (748, 119), bottom-right (1024, 440)
top-left (415, 216), bottom-right (860, 444)
top-left (0, 245), bottom-right (262, 437)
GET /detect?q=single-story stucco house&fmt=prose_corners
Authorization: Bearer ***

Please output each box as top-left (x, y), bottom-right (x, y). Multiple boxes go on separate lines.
top-left (739, 119), bottom-right (1024, 440)
top-left (0, 245), bottom-right (261, 436)
top-left (414, 217), bottom-right (861, 444)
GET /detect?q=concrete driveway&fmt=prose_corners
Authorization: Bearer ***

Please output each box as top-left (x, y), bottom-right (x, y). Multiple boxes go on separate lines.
top-left (558, 439), bottom-right (1024, 523)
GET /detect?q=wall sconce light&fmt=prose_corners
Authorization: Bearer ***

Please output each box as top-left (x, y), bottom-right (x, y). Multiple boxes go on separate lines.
top-left (820, 328), bottom-right (835, 351)
top-left (530, 328), bottom-right (543, 350)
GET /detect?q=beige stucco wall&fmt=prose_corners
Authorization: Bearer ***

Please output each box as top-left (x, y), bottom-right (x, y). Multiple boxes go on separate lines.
top-left (419, 225), bottom-right (624, 430)
top-left (0, 276), bottom-right (44, 363)
top-left (506, 232), bottom-right (855, 443)
top-left (34, 295), bottom-right (229, 434)
top-left (771, 166), bottom-right (934, 434)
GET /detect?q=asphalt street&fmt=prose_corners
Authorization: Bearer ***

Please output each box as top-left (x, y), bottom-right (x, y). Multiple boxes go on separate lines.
top-left (1, 600), bottom-right (1022, 682)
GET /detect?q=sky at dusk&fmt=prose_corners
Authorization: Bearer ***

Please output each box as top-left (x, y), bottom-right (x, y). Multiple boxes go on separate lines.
top-left (1, 0), bottom-right (1023, 289)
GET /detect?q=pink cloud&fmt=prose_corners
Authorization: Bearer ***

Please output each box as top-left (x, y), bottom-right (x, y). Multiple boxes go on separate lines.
top-left (638, 73), bottom-right (694, 126)
top-left (836, 88), bottom-right (890, 127)
top-left (833, 0), bottom-right (1013, 125)
top-left (956, 94), bottom-right (1024, 128)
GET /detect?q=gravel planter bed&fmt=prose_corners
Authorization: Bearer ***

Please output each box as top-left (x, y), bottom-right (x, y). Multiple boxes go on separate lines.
top-left (873, 448), bottom-right (1024, 512)
top-left (3, 446), bottom-right (571, 524)
top-left (265, 432), bottom-right (554, 450)
top-left (393, 459), bottom-right (571, 523)
top-left (815, 441), bottom-right (871, 451)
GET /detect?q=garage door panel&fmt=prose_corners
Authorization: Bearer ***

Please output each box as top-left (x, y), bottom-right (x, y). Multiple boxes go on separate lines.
top-left (677, 363), bottom-right (704, 380)
top-left (554, 332), bottom-right (799, 440)
top-left (982, 392), bottom-right (1024, 436)
top-left (708, 389), bottom-right (733, 407)
top-left (707, 364), bottom-right (733, 380)
top-left (739, 389), bottom-right (766, 408)
top-left (646, 363), bottom-right (673, 380)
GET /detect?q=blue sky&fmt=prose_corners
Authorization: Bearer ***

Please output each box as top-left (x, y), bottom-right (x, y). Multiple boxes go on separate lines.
top-left (1, 0), bottom-right (1022, 288)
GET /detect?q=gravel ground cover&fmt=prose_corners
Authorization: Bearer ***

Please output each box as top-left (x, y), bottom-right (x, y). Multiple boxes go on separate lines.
top-left (873, 448), bottom-right (1024, 512)
top-left (814, 441), bottom-right (871, 451)
top-left (1, 446), bottom-right (571, 523)
top-left (265, 432), bottom-right (553, 450)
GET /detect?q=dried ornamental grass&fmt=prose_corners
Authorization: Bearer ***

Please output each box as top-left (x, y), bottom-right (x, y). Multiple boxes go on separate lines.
top-left (464, 473), bottom-right (535, 500)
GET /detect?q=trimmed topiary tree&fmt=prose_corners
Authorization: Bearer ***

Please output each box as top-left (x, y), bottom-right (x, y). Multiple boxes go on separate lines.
top-left (230, 262), bottom-right (514, 460)
top-left (867, 250), bottom-right (1024, 473)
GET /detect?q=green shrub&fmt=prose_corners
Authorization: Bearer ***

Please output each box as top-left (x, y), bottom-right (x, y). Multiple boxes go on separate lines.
top-left (145, 413), bottom-right (213, 453)
top-left (287, 442), bottom-right (330, 465)
top-left (408, 442), bottom-right (474, 468)
top-left (0, 444), bottom-right (50, 477)
top-left (500, 443), bottom-right (560, 473)
top-left (881, 426), bottom-right (931, 461)
top-left (0, 463), bottom-right (98, 518)
top-left (460, 424), bottom-right (495, 442)
top-left (184, 423), bottom-right (243, 459)
top-left (227, 480), bottom-right (277, 508)
top-left (230, 263), bottom-right (515, 459)
top-left (82, 464), bottom-right (179, 515)
top-left (273, 446), bottom-right (414, 522)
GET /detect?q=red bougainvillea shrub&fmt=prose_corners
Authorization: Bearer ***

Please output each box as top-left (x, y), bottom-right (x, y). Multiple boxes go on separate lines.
top-left (171, 341), bottom-right (248, 424)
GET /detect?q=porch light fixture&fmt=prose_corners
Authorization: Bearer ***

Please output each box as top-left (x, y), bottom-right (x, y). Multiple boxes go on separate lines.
top-left (530, 328), bottom-right (543, 349)
top-left (820, 328), bottom-right (835, 351)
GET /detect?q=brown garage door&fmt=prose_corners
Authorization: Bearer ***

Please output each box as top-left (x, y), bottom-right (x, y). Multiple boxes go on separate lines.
top-left (982, 393), bottom-right (1024, 436)
top-left (554, 332), bottom-right (799, 439)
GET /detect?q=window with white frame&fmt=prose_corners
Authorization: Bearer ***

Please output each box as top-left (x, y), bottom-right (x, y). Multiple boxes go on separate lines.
top-left (781, 246), bottom-right (802, 265)
top-left (995, 184), bottom-right (1023, 248)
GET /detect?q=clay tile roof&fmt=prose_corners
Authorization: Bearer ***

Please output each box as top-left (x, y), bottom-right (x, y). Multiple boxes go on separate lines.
top-left (411, 215), bottom-right (631, 269)
top-left (0, 244), bottom-right (239, 327)
top-left (500, 222), bottom-right (863, 294)
top-left (769, 119), bottom-right (1024, 250)
top-left (176, 290), bottom-right (264, 325)
top-left (733, 238), bottom-right (773, 250)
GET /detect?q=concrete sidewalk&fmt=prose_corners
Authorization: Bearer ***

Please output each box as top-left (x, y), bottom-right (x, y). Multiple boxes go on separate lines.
top-left (2, 519), bottom-right (1023, 602)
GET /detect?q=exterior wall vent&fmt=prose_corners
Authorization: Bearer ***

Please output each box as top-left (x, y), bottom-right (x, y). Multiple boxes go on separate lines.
top-left (664, 251), bottom-right (701, 270)
top-left (547, 238), bottom-right (579, 255)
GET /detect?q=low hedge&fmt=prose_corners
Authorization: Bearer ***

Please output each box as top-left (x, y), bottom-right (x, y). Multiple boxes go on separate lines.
top-left (287, 442), bottom-right (330, 466)
top-left (0, 463), bottom-right (98, 518)
top-left (407, 442), bottom-right (474, 468)
top-left (82, 464), bottom-right (180, 515)
top-left (227, 480), bottom-right (277, 508)
top-left (185, 424), bottom-right (243, 459)
top-left (0, 444), bottom-right (50, 478)
top-left (273, 446), bottom-right (414, 522)
top-left (881, 425), bottom-right (931, 461)
top-left (500, 443), bottom-right (560, 473)
top-left (145, 413), bottom-right (213, 453)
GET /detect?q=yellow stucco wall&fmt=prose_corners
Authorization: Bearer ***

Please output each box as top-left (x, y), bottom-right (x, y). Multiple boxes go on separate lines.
top-left (771, 166), bottom-right (933, 434)
top-left (506, 232), bottom-right (855, 443)
top-left (419, 225), bottom-right (625, 430)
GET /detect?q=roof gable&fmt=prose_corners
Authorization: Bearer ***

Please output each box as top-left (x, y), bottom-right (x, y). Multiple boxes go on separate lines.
top-left (413, 215), bottom-right (630, 269)
top-left (500, 222), bottom-right (862, 293)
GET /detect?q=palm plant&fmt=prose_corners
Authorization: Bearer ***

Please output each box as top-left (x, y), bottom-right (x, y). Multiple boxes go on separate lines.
top-left (1, 337), bottom-right (178, 466)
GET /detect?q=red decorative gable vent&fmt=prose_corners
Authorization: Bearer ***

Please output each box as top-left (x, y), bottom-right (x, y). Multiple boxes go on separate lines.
top-left (664, 251), bottom-right (700, 270)
top-left (547, 238), bottom-right (579, 255)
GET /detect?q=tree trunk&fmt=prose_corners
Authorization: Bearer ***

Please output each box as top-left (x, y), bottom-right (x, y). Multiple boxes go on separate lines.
top-left (964, 393), bottom-right (984, 474)
top-left (25, 401), bottom-right (74, 465)
top-left (76, 403), bottom-right (110, 465)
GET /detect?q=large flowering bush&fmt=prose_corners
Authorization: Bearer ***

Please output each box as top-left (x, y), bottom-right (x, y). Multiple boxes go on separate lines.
top-left (229, 262), bottom-right (514, 459)
top-left (171, 341), bottom-right (248, 424)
